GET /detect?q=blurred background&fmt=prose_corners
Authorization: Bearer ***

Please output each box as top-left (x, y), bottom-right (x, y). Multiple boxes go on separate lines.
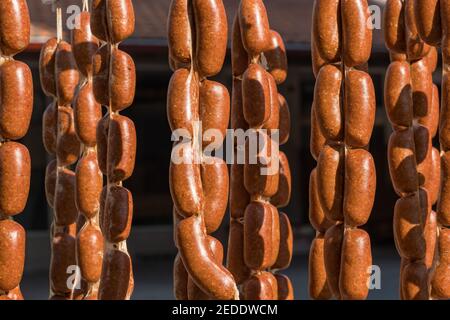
top-left (19, 0), bottom-right (411, 299)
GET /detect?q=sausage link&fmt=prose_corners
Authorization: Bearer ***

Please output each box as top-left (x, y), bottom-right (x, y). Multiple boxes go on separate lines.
top-left (110, 49), bottom-right (136, 112)
top-left (309, 168), bottom-right (334, 233)
top-left (74, 82), bottom-right (102, 147)
top-left (43, 102), bottom-right (58, 154)
top-left (106, 0), bottom-right (135, 44)
top-left (168, 0), bottom-right (192, 66)
top-left (57, 106), bottom-right (82, 167)
top-left (226, 221), bottom-right (251, 285)
top-left (278, 94), bottom-right (290, 145)
top-left (103, 186), bottom-right (133, 242)
top-left (45, 160), bottom-right (57, 208)
top-left (312, 0), bottom-right (341, 63)
top-left (242, 272), bottom-right (278, 300)
top-left (341, 0), bottom-right (372, 67)
top-left (50, 232), bottom-right (76, 294)
top-left (272, 212), bottom-right (293, 270)
top-left (96, 115), bottom-right (109, 175)
top-left (232, 16), bottom-right (248, 77)
top-left (72, 11), bottom-right (99, 77)
top-left (92, 45), bottom-right (110, 106)
top-left (323, 223), bottom-right (344, 299)
top-left (0, 60), bottom-right (33, 140)
top-left (0, 220), bottom-right (25, 291)
top-left (418, 84), bottom-right (439, 138)
top-left (39, 38), bottom-right (58, 97)
top-left (173, 254), bottom-right (189, 300)
top-left (383, 0), bottom-right (407, 53)
top-left (414, 0), bottom-right (441, 46)
top-left (438, 151), bottom-right (450, 226)
top-left (193, 0), bottom-right (227, 78)
top-left (405, 0), bottom-right (431, 60)
top-left (91, 0), bottom-right (109, 42)
top-left (54, 168), bottom-right (78, 226)
top-left (264, 30), bottom-right (288, 85)
top-left (310, 101), bottom-right (327, 161)
top-left (271, 152), bottom-right (292, 208)
top-left (431, 229), bottom-right (450, 299)
top-left (242, 63), bottom-right (271, 127)
top-left (309, 233), bottom-right (333, 300)
top-left (411, 59), bottom-right (433, 119)
top-left (275, 274), bottom-right (294, 300)
top-left (231, 79), bottom-right (248, 131)
top-left (77, 224), bottom-right (104, 283)
top-left (401, 261), bottom-right (429, 300)
top-left (98, 250), bottom-right (133, 300)
top-left (0, 0), bottom-right (30, 56)
top-left (55, 41), bottom-right (80, 106)
top-left (238, 0), bottom-right (271, 57)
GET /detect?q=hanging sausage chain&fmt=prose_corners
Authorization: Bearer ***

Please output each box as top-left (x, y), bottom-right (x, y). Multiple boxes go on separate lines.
top-left (168, 0), bottom-right (239, 300)
top-left (227, 0), bottom-right (293, 300)
top-left (384, 0), bottom-right (442, 300)
top-left (41, 1), bottom-right (82, 300)
top-left (310, 0), bottom-right (375, 300)
top-left (0, 0), bottom-right (32, 301)
top-left (72, 0), bottom-right (103, 300)
top-left (414, 0), bottom-right (450, 300)
top-left (90, 0), bottom-right (136, 300)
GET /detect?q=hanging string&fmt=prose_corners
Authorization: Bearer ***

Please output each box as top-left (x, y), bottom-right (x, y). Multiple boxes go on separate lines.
top-left (83, 0), bottom-right (89, 12)
top-left (56, 1), bottom-right (63, 42)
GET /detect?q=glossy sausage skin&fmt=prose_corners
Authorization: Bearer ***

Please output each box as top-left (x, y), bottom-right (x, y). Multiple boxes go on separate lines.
top-left (92, 45), bottom-right (110, 106)
top-left (50, 232), bottom-right (76, 294)
top-left (271, 152), bottom-right (292, 208)
top-left (103, 186), bottom-right (133, 242)
top-left (278, 94), bottom-right (290, 145)
top-left (168, 0), bottom-right (192, 65)
top-left (0, 0), bottom-right (30, 56)
top-left (91, 0), bottom-right (109, 42)
top-left (77, 224), bottom-right (104, 283)
top-left (264, 30), bottom-right (288, 85)
top-left (309, 168), bottom-right (333, 233)
top-left (74, 82), bottom-right (102, 147)
top-left (54, 168), bottom-right (78, 226)
top-left (414, 0), bottom-right (441, 46)
top-left (312, 0), bottom-right (341, 63)
top-left (0, 220), bottom-right (25, 291)
top-left (39, 37), bottom-right (58, 97)
top-left (0, 142), bottom-right (31, 217)
top-left (324, 223), bottom-right (344, 299)
top-left (177, 215), bottom-right (238, 300)
top-left (431, 229), bottom-right (450, 299)
top-left (226, 221), bottom-right (251, 285)
top-left (110, 49), bottom-right (136, 112)
top-left (55, 41), bottom-right (80, 106)
top-left (98, 250), bottom-right (133, 300)
top-left (440, 73), bottom-right (450, 151)
top-left (57, 106), bottom-right (82, 167)
top-left (0, 60), bottom-right (33, 140)
top-left (173, 254), bottom-right (189, 300)
top-left (43, 102), bottom-right (58, 155)
top-left (383, 0), bottom-right (406, 53)
top-left (309, 234), bottom-right (333, 300)
top-left (344, 149), bottom-right (376, 227)
top-left (238, 0), bottom-right (271, 57)
top-left (96, 115), bottom-right (109, 175)
top-left (411, 59), bottom-right (432, 119)
top-left (401, 261), bottom-right (429, 300)
top-left (242, 272), bottom-right (278, 300)
top-left (106, 0), bottom-right (135, 44)
top-left (45, 160), bottom-right (57, 208)
top-left (193, 0), bottom-right (228, 78)
top-left (72, 11), bottom-right (99, 77)
top-left (242, 63), bottom-right (271, 127)
top-left (438, 152), bottom-right (450, 227)
top-left (405, 0), bottom-right (430, 60)
top-left (310, 102), bottom-right (326, 161)
top-left (231, 15), bottom-right (248, 77)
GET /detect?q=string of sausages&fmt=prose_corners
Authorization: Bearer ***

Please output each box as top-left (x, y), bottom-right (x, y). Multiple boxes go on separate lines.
top-left (414, 0), bottom-right (450, 300)
top-left (0, 0), bottom-right (32, 301)
top-left (91, 0), bottom-right (136, 300)
top-left (227, 0), bottom-right (293, 300)
top-left (310, 0), bottom-right (375, 300)
top-left (384, 0), bottom-right (441, 300)
top-left (41, 2), bottom-right (82, 300)
top-left (72, 0), bottom-right (103, 300)
top-left (168, 0), bottom-right (238, 300)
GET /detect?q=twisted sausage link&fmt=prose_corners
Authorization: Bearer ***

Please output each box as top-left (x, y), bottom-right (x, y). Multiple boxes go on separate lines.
top-left (310, 0), bottom-right (374, 300)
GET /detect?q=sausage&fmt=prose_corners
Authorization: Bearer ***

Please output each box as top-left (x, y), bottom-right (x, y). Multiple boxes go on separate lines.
top-left (96, 115), bottom-right (109, 175)
top-left (344, 69), bottom-right (375, 147)
top-left (310, 101), bottom-right (327, 161)
top-left (271, 152), bottom-right (291, 208)
top-left (411, 59), bottom-right (433, 119)
top-left (55, 41), bottom-right (80, 106)
top-left (278, 94), bottom-right (291, 145)
top-left (384, 61), bottom-right (413, 129)
top-left (242, 272), bottom-right (277, 300)
top-left (238, 0), bottom-right (271, 57)
top-left (107, 114), bottom-right (137, 183)
top-left (98, 250), bottom-right (133, 300)
top-left (92, 45), bottom-right (110, 106)
top-left (341, 0), bottom-right (372, 67)
top-left (441, 73), bottom-right (450, 151)
top-left (75, 152), bottom-right (103, 219)
top-left (91, 0), bottom-right (109, 42)
top-left (242, 63), bottom-right (271, 127)
top-left (39, 37), bottom-right (58, 97)
top-left (401, 261), bottom-right (429, 300)
top-left (339, 228), bottom-right (372, 300)
top-left (244, 201), bottom-right (274, 270)
top-left (264, 30), bottom-right (288, 84)
top-left (262, 75), bottom-right (280, 136)
top-left (405, 0), bottom-right (431, 60)
top-left (193, 0), bottom-right (227, 78)
top-left (77, 224), bottom-right (104, 283)
top-left (168, 0), bottom-right (192, 65)
top-left (316, 144), bottom-right (344, 222)
top-left (431, 229), bottom-right (450, 299)
top-left (418, 84), bottom-right (439, 138)
top-left (383, 0), bottom-right (407, 53)
top-left (428, 147), bottom-right (441, 205)
top-left (177, 215), bottom-right (238, 300)
top-left (50, 232), bottom-right (76, 294)
top-left (72, 11), bottom-right (100, 77)
top-left (311, 39), bottom-right (327, 78)
top-left (438, 152), bottom-right (450, 227)
top-left (173, 254), bottom-right (189, 300)
top-left (244, 131), bottom-right (279, 198)
top-left (110, 49), bottom-right (136, 112)
top-left (388, 128), bottom-right (419, 196)
top-left (323, 223), bottom-right (344, 299)
top-left (54, 168), bottom-right (78, 226)
top-left (167, 68), bottom-right (199, 138)
top-left (231, 15), bottom-right (248, 77)
top-left (0, 220), bottom-right (25, 291)
top-left (106, 0), bottom-right (135, 44)
top-left (226, 221), bottom-right (251, 285)
top-left (231, 79), bottom-right (248, 132)
top-left (0, 0), bottom-right (30, 56)
top-left (74, 82), bottom-right (102, 147)
top-left (230, 162), bottom-right (250, 219)
top-left (0, 142), bottom-right (31, 217)
top-left (0, 60), bottom-right (33, 140)
top-left (414, 0), bottom-right (441, 46)
top-left (423, 210), bottom-right (437, 270)
top-left (414, 125), bottom-right (432, 187)
top-left (170, 142), bottom-right (204, 217)
top-left (275, 274), bottom-right (294, 300)
top-left (309, 234), bottom-right (333, 300)
top-left (442, 0), bottom-right (450, 62)
top-left (312, 0), bottom-right (341, 63)
top-left (45, 160), bottom-right (58, 208)
top-left (393, 193), bottom-right (426, 260)
top-left (199, 80), bottom-right (230, 149)
top-left (268, 206), bottom-right (280, 268)
top-left (104, 186), bottom-right (133, 242)
top-left (309, 168), bottom-right (333, 233)
top-left (343, 149), bottom-right (376, 227)
top-left (43, 102), bottom-right (58, 154)
top-left (201, 157), bottom-right (228, 234)
top-left (272, 212), bottom-right (293, 270)
top-left (314, 64), bottom-right (343, 141)
top-left (57, 106), bottom-right (82, 167)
